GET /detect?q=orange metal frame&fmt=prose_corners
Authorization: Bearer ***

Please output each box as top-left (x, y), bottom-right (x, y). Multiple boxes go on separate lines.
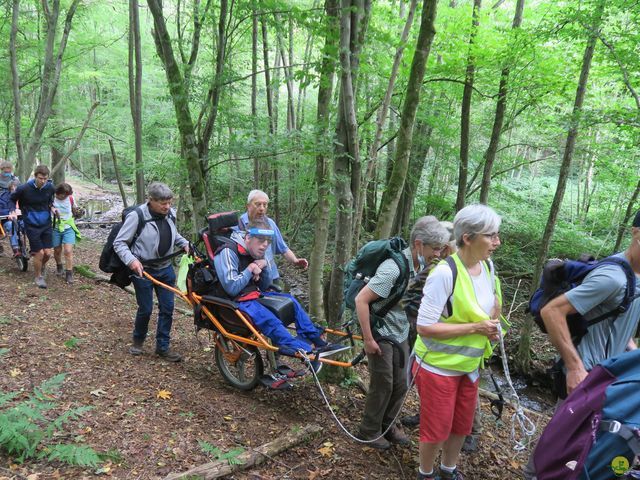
top-left (142, 271), bottom-right (362, 368)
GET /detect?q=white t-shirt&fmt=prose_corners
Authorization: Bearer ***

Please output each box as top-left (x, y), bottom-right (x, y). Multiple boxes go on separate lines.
top-left (53, 196), bottom-right (72, 229)
top-left (416, 261), bottom-right (494, 378)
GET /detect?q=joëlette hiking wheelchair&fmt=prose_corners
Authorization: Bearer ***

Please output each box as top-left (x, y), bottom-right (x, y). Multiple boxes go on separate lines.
top-left (143, 211), bottom-right (365, 391)
top-left (0, 214), bottom-right (29, 272)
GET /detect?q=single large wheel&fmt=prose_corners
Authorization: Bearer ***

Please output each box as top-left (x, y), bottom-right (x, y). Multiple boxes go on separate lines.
top-left (15, 228), bottom-right (28, 272)
top-left (214, 338), bottom-right (263, 390)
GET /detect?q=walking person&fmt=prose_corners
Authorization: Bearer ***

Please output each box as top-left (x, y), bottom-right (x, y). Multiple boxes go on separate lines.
top-left (52, 183), bottom-right (81, 284)
top-left (10, 165), bottom-right (55, 288)
top-left (113, 182), bottom-right (189, 362)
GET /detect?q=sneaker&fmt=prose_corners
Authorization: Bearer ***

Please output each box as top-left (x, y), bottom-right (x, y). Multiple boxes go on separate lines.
top-left (316, 343), bottom-right (351, 358)
top-left (401, 413), bottom-right (420, 428)
top-left (155, 349), bottom-right (182, 362)
top-left (384, 425), bottom-right (411, 445)
top-left (439, 467), bottom-right (464, 480)
top-left (129, 339), bottom-right (144, 356)
top-left (461, 435), bottom-right (478, 453)
top-left (56, 264), bottom-right (64, 276)
top-left (65, 270), bottom-right (73, 284)
top-left (35, 276), bottom-right (47, 289)
top-left (417, 471), bottom-right (439, 480)
top-left (358, 433), bottom-right (391, 450)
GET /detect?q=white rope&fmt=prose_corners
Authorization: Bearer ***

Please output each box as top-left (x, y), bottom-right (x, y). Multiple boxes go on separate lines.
top-left (297, 349), bottom-right (415, 445)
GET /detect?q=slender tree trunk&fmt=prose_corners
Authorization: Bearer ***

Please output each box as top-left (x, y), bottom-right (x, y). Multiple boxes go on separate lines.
top-left (614, 177), bottom-right (640, 253)
top-left (353, 0), bottom-right (418, 249)
top-left (309, 0), bottom-right (339, 323)
top-left (9, 0), bottom-right (26, 180)
top-left (129, 0), bottom-right (145, 204)
top-left (261, 18), bottom-right (275, 136)
top-left (147, 0), bottom-right (208, 225)
top-left (109, 139), bottom-right (129, 209)
top-left (517, 0), bottom-right (605, 374)
top-left (479, 0), bottom-right (524, 204)
top-left (375, 0), bottom-right (439, 238)
top-left (252, 0), bottom-right (259, 186)
top-left (455, 0), bottom-right (481, 212)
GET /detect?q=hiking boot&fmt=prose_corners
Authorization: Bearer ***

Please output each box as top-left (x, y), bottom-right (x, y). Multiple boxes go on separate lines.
top-left (461, 435), bottom-right (478, 453)
top-left (129, 339), bottom-right (144, 356)
top-left (401, 413), bottom-right (420, 428)
top-left (359, 433), bottom-right (391, 450)
top-left (56, 263), bottom-right (64, 276)
top-left (384, 425), bottom-right (411, 445)
top-left (155, 349), bottom-right (182, 362)
top-left (35, 276), bottom-right (47, 289)
top-left (439, 467), bottom-right (464, 480)
top-left (65, 270), bottom-right (73, 284)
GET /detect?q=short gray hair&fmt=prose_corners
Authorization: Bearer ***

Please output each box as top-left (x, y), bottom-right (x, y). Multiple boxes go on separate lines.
top-left (0, 161), bottom-right (12, 170)
top-left (147, 182), bottom-right (174, 201)
top-left (410, 216), bottom-right (450, 246)
top-left (247, 189), bottom-right (269, 204)
top-left (453, 204), bottom-right (501, 247)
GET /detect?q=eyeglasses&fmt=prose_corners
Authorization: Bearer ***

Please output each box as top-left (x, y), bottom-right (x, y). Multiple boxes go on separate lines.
top-left (482, 232), bottom-right (500, 241)
top-left (250, 235), bottom-right (272, 244)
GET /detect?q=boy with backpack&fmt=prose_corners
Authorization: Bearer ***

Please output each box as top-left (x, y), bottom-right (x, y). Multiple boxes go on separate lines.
top-left (523, 210), bottom-right (640, 480)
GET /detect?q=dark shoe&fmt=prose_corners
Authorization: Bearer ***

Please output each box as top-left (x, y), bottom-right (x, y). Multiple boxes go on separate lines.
top-left (129, 339), bottom-right (144, 356)
top-left (439, 467), bottom-right (464, 480)
top-left (155, 349), bottom-right (182, 362)
top-left (461, 435), bottom-right (478, 453)
top-left (309, 358), bottom-right (322, 374)
top-left (385, 425), bottom-right (411, 445)
top-left (35, 276), bottom-right (47, 289)
top-left (56, 264), bottom-right (64, 276)
top-left (316, 343), bottom-right (351, 358)
top-left (417, 471), bottom-right (439, 480)
top-left (401, 413), bottom-right (420, 428)
top-left (359, 433), bottom-right (391, 450)
top-left (65, 270), bottom-right (73, 284)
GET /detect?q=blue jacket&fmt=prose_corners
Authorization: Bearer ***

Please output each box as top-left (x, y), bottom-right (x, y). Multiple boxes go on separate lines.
top-left (10, 179), bottom-right (54, 227)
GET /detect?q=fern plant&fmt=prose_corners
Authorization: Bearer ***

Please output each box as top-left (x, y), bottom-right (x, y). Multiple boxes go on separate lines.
top-left (198, 440), bottom-right (244, 466)
top-left (0, 373), bottom-right (102, 467)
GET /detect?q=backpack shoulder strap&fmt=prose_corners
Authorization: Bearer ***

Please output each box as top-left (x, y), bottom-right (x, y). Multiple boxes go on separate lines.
top-left (130, 207), bottom-right (148, 247)
top-left (585, 256), bottom-right (638, 327)
top-left (444, 256), bottom-right (457, 316)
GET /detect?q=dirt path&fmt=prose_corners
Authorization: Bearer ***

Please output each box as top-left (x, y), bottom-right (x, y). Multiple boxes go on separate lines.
top-left (0, 178), bottom-right (552, 479)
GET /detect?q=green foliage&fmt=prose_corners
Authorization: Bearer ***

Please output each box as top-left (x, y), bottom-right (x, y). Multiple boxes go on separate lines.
top-left (197, 441), bottom-right (245, 466)
top-left (0, 373), bottom-right (101, 467)
top-left (63, 337), bottom-right (81, 350)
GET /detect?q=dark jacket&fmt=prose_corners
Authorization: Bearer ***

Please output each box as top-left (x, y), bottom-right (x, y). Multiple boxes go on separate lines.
top-left (10, 179), bottom-right (54, 226)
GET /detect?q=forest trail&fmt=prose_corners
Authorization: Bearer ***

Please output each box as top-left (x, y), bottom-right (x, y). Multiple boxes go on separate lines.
top-left (0, 180), bottom-right (549, 479)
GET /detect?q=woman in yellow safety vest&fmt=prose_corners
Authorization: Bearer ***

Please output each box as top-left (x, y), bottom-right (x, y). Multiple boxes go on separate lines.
top-left (413, 204), bottom-right (504, 480)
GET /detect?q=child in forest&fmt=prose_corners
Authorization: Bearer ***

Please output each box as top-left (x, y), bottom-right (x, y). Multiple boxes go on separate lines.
top-left (52, 183), bottom-right (81, 284)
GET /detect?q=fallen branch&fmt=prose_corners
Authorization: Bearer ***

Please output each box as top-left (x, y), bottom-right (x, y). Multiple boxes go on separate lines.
top-left (164, 424), bottom-right (323, 480)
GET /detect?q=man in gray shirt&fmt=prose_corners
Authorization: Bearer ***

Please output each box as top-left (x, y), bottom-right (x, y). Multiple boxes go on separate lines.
top-left (523, 210), bottom-right (640, 480)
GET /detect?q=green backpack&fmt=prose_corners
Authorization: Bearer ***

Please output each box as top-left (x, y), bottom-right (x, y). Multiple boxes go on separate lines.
top-left (343, 237), bottom-right (410, 325)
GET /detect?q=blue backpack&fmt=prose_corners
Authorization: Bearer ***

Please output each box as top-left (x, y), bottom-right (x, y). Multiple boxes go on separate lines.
top-left (0, 189), bottom-right (13, 215)
top-left (533, 349), bottom-right (640, 479)
top-left (528, 255), bottom-right (637, 345)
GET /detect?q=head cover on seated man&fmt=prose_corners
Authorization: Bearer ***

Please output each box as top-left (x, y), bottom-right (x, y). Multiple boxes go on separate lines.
top-left (244, 219), bottom-right (274, 259)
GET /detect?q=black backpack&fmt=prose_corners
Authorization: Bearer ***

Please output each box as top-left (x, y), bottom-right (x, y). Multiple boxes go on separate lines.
top-left (99, 206), bottom-right (148, 274)
top-left (343, 237), bottom-right (410, 325)
top-left (528, 254), bottom-right (638, 346)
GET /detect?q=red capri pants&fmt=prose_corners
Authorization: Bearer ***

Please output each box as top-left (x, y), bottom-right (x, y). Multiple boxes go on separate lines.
top-left (412, 360), bottom-right (478, 443)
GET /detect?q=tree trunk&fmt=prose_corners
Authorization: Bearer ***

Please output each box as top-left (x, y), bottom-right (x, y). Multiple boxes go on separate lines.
top-left (353, 0), bottom-right (418, 249)
top-left (516, 0), bottom-right (605, 374)
top-left (455, 0), bottom-right (481, 212)
top-left (375, 0), bottom-right (439, 238)
top-left (9, 0), bottom-right (26, 180)
top-left (614, 177), bottom-right (640, 253)
top-left (109, 139), bottom-right (129, 209)
top-left (129, 0), bottom-right (145, 204)
top-left (147, 0), bottom-right (208, 226)
top-left (251, 0), bottom-right (259, 186)
top-left (478, 0), bottom-right (524, 204)
top-left (51, 145), bottom-right (64, 185)
top-left (308, 0), bottom-right (339, 323)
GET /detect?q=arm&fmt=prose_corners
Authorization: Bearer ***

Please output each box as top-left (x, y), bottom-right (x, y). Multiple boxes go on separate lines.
top-left (170, 211), bottom-right (189, 251)
top-left (355, 285), bottom-right (382, 355)
top-left (540, 294), bottom-right (585, 394)
top-left (113, 213), bottom-right (142, 275)
top-left (283, 249), bottom-right (308, 269)
top-left (213, 248), bottom-right (254, 298)
top-left (627, 338), bottom-right (637, 351)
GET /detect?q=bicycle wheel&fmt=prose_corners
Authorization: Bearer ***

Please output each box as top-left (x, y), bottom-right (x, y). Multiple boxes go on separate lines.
top-left (15, 230), bottom-right (28, 272)
top-left (214, 337), bottom-right (263, 391)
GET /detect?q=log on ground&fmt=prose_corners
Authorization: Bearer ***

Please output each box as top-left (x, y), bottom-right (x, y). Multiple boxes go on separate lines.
top-left (164, 423), bottom-right (323, 480)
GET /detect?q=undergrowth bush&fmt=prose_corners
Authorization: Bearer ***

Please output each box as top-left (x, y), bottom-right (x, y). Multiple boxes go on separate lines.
top-left (0, 373), bottom-right (102, 467)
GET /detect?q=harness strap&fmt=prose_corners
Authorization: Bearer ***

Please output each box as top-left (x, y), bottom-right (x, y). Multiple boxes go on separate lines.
top-left (600, 421), bottom-right (640, 455)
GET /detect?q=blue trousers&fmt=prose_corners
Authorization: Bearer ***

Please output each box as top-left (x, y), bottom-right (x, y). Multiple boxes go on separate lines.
top-left (237, 292), bottom-right (322, 355)
top-left (131, 265), bottom-right (176, 352)
top-left (2, 220), bottom-right (19, 249)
